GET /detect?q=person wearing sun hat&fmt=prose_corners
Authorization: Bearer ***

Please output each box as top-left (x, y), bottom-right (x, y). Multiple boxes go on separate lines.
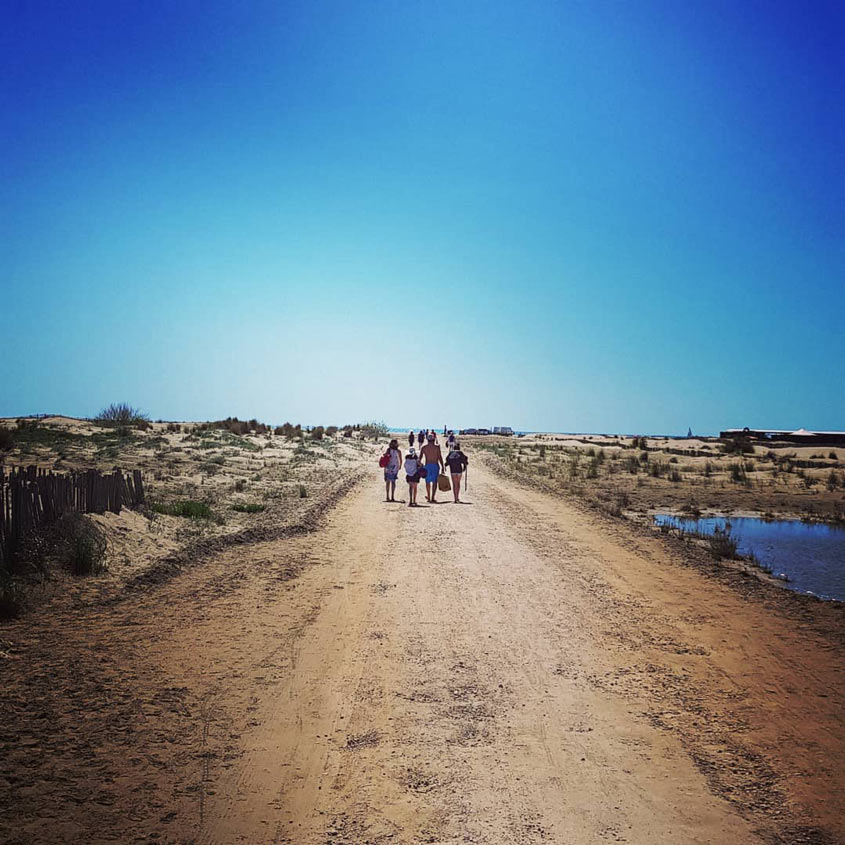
top-left (404, 446), bottom-right (421, 506)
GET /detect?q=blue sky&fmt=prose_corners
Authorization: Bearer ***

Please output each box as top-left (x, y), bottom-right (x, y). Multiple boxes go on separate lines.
top-left (2, 1), bottom-right (843, 434)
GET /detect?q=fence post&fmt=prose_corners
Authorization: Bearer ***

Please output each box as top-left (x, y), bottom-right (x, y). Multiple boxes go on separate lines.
top-left (1, 466), bottom-right (144, 571)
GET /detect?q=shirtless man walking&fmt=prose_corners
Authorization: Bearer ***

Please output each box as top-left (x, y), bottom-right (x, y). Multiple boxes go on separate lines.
top-left (419, 432), bottom-right (445, 503)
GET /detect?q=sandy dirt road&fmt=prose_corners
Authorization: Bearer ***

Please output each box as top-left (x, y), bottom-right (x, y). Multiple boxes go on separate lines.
top-left (2, 461), bottom-right (842, 844)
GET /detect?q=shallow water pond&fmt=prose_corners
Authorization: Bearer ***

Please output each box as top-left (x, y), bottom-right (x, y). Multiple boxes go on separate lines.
top-left (654, 515), bottom-right (845, 602)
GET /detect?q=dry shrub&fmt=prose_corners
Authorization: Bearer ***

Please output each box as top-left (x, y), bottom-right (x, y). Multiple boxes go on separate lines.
top-left (360, 421), bottom-right (389, 440)
top-left (0, 574), bottom-right (24, 619)
top-left (16, 512), bottom-right (107, 578)
top-left (0, 427), bottom-right (14, 455)
top-left (209, 417), bottom-right (269, 435)
top-left (275, 422), bottom-right (300, 438)
top-left (721, 437), bottom-right (754, 455)
top-left (55, 513), bottom-right (107, 575)
top-left (95, 403), bottom-right (150, 427)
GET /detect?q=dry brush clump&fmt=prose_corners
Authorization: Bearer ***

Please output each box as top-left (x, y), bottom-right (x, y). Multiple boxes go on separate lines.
top-left (59, 513), bottom-right (108, 575)
top-left (359, 421), bottom-right (389, 440)
top-left (13, 512), bottom-right (108, 581)
top-left (94, 403), bottom-right (150, 431)
top-left (720, 437), bottom-right (755, 455)
top-left (0, 427), bottom-right (14, 469)
top-left (196, 417), bottom-right (269, 436)
top-left (0, 573), bottom-right (24, 619)
top-left (267, 423), bottom-right (336, 441)
top-left (274, 422), bottom-right (302, 438)
top-left (600, 489), bottom-right (629, 518)
top-left (728, 461), bottom-right (751, 485)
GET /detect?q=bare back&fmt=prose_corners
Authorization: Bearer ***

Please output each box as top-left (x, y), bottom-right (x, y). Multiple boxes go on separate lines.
top-left (419, 443), bottom-right (442, 465)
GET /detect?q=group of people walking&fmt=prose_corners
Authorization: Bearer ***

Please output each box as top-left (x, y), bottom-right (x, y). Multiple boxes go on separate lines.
top-left (381, 429), bottom-right (468, 506)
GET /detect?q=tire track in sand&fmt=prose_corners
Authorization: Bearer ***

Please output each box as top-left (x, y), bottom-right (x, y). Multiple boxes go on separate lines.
top-left (191, 465), bottom-right (767, 844)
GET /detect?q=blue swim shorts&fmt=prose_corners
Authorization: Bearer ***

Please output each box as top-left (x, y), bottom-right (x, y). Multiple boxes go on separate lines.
top-left (425, 463), bottom-right (440, 484)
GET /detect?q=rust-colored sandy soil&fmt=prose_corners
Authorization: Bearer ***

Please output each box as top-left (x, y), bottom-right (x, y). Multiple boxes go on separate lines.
top-left (1, 461), bottom-right (842, 844)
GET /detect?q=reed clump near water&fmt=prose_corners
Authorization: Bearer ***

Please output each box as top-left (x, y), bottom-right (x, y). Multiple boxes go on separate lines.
top-left (706, 525), bottom-right (739, 560)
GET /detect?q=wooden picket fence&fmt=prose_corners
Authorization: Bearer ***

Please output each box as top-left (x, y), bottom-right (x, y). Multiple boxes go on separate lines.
top-left (0, 466), bottom-right (144, 572)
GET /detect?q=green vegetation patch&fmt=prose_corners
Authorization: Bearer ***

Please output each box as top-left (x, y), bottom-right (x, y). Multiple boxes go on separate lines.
top-left (12, 421), bottom-right (86, 448)
top-left (194, 431), bottom-right (261, 452)
top-left (219, 431), bottom-right (261, 452)
top-left (11, 422), bottom-right (141, 461)
top-left (150, 500), bottom-right (213, 519)
top-left (231, 503), bottom-right (266, 513)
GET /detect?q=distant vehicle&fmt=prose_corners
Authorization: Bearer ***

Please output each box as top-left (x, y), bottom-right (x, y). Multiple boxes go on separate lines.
top-left (460, 428), bottom-right (478, 435)
top-left (493, 426), bottom-right (513, 436)
top-left (476, 428), bottom-right (492, 435)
